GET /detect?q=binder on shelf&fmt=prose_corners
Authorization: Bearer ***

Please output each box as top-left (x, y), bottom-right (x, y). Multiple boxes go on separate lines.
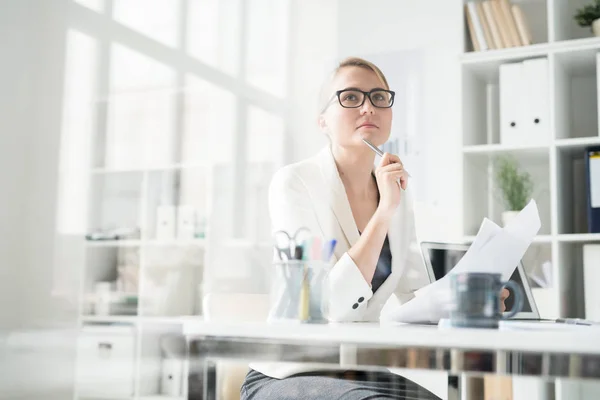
top-left (156, 205), bottom-right (176, 240)
top-left (586, 146), bottom-right (600, 233)
top-left (477, 2), bottom-right (495, 50)
top-left (522, 58), bottom-right (550, 145)
top-left (491, 0), bottom-right (513, 48)
top-left (465, 5), bottom-right (481, 52)
top-left (177, 205), bottom-right (196, 240)
top-left (483, 1), bottom-right (504, 49)
top-left (512, 4), bottom-right (532, 46)
top-left (486, 84), bottom-right (500, 144)
top-left (574, 158), bottom-right (588, 234)
top-left (499, 62), bottom-right (524, 145)
top-left (498, 0), bottom-right (522, 47)
top-left (597, 54), bottom-right (600, 132)
top-left (583, 244), bottom-right (600, 321)
top-left (499, 59), bottom-right (549, 146)
top-left (466, 2), bottom-right (488, 51)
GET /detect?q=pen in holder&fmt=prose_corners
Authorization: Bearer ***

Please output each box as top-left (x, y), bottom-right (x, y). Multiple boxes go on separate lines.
top-left (268, 259), bottom-right (330, 323)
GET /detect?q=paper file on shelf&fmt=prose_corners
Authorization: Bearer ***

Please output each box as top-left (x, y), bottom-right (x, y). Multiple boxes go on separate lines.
top-left (382, 200), bottom-right (541, 324)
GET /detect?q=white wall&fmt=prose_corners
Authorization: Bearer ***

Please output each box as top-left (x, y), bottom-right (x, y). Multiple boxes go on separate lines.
top-left (0, 1), bottom-right (77, 399)
top-left (336, 0), bottom-right (464, 241)
top-left (0, 0), bottom-right (31, 330)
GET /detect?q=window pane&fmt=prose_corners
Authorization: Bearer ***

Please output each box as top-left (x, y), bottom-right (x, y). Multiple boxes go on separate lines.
top-left (187, 0), bottom-right (241, 76)
top-left (73, 0), bottom-right (104, 12)
top-left (182, 75), bottom-right (235, 164)
top-left (105, 44), bottom-right (177, 169)
top-left (244, 105), bottom-right (284, 242)
top-left (247, 105), bottom-right (284, 164)
top-left (54, 29), bottom-right (98, 299)
top-left (57, 29), bottom-right (97, 234)
top-left (113, 0), bottom-right (180, 47)
top-left (245, 0), bottom-right (290, 97)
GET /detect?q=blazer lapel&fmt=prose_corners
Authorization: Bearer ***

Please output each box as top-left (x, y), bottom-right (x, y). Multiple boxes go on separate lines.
top-left (316, 147), bottom-right (360, 249)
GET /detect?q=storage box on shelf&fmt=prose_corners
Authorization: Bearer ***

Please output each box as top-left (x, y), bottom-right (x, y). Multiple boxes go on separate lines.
top-left (75, 324), bottom-right (136, 399)
top-left (137, 323), bottom-right (187, 400)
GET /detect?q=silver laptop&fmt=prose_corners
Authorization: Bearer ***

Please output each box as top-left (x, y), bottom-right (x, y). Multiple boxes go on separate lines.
top-left (420, 241), bottom-right (540, 320)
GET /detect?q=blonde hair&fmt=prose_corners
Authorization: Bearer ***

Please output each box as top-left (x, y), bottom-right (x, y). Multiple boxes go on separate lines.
top-left (319, 57), bottom-right (390, 114)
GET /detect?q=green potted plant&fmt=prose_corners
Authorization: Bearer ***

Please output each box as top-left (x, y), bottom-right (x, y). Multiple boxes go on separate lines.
top-left (574, 0), bottom-right (600, 36)
top-left (495, 155), bottom-right (534, 226)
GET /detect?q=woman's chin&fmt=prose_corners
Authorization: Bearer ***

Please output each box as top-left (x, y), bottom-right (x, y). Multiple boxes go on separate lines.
top-left (357, 131), bottom-right (387, 146)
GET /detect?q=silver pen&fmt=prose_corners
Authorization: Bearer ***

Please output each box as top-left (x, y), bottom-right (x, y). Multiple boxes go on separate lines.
top-left (362, 138), bottom-right (411, 189)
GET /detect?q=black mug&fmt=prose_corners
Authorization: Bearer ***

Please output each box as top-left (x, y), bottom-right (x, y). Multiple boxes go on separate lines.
top-left (449, 272), bottom-right (523, 329)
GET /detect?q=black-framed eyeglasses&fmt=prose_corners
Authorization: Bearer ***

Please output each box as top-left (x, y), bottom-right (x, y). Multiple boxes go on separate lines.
top-left (323, 88), bottom-right (395, 112)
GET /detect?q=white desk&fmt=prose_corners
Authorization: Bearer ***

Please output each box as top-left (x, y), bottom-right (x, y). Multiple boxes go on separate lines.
top-left (184, 321), bottom-right (600, 399)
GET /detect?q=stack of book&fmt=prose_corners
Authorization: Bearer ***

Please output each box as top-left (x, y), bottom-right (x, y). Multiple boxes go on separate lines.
top-left (465, 0), bottom-right (533, 52)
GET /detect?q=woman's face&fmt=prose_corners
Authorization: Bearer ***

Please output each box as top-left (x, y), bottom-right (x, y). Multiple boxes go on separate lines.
top-left (320, 66), bottom-right (393, 149)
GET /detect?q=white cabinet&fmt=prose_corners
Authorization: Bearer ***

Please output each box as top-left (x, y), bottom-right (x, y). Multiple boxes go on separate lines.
top-left (76, 326), bottom-right (135, 398)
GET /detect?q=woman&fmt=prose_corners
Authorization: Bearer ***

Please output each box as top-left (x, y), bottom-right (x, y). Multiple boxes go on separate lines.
top-left (241, 57), bottom-right (506, 400)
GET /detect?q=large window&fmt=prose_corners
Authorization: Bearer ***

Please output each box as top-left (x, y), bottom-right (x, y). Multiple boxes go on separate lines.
top-left (55, 0), bottom-right (292, 299)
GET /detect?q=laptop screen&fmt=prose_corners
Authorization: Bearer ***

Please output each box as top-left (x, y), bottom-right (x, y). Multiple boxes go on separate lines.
top-left (426, 247), bottom-right (533, 313)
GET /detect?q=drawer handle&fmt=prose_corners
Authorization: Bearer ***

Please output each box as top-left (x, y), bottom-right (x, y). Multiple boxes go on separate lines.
top-left (98, 342), bottom-right (113, 359)
top-left (98, 342), bottom-right (113, 350)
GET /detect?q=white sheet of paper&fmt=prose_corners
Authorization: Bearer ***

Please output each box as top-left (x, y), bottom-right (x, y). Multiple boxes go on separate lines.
top-left (382, 200), bottom-right (541, 324)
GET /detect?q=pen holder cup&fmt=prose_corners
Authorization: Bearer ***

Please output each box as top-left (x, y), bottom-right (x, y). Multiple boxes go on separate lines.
top-left (267, 260), bottom-right (331, 324)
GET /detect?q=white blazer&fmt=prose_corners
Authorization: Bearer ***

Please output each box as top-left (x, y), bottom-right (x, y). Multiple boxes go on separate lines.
top-left (250, 146), bottom-right (438, 384)
top-left (268, 146), bottom-right (431, 322)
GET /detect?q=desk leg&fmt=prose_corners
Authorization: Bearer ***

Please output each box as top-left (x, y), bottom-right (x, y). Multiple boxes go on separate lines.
top-left (448, 375), bottom-right (460, 400)
top-left (202, 359), bottom-right (218, 400)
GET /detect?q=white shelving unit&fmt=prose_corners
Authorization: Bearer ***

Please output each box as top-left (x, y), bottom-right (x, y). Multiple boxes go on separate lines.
top-left (73, 85), bottom-right (278, 399)
top-left (461, 1), bottom-right (600, 397)
top-left (75, 161), bottom-right (212, 400)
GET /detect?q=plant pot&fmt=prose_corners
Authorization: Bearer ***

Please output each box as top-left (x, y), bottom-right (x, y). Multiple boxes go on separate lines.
top-left (502, 211), bottom-right (520, 227)
top-left (593, 19), bottom-right (600, 37)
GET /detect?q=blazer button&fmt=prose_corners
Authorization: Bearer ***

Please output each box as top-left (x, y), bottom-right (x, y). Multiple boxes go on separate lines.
top-left (358, 297), bottom-right (365, 303)
top-left (352, 303), bottom-right (359, 309)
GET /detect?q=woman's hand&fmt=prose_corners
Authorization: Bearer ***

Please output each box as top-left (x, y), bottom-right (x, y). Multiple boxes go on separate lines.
top-left (500, 288), bottom-right (510, 312)
top-left (375, 153), bottom-right (408, 217)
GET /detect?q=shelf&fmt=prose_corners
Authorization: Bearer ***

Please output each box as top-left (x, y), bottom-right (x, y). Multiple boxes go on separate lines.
top-left (463, 143), bottom-right (550, 154)
top-left (86, 240), bottom-right (143, 247)
top-left (461, 38), bottom-right (600, 83)
top-left (462, 144), bottom-right (550, 164)
top-left (81, 315), bottom-right (138, 324)
top-left (461, 42), bottom-right (551, 66)
top-left (556, 137), bottom-right (600, 155)
top-left (552, 37), bottom-right (600, 55)
top-left (92, 163), bottom-right (210, 174)
top-left (81, 315), bottom-right (202, 324)
top-left (461, 37), bottom-right (600, 65)
top-left (143, 238), bottom-right (207, 247)
top-left (86, 239), bottom-right (206, 247)
top-left (558, 234), bottom-right (600, 243)
top-left (463, 235), bottom-right (553, 244)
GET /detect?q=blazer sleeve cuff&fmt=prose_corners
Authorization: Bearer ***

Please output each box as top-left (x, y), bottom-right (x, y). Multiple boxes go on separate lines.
top-left (326, 252), bottom-right (373, 322)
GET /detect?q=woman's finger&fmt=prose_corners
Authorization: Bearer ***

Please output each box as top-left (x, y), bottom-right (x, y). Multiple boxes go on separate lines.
top-left (379, 152), bottom-right (404, 168)
top-left (379, 163), bottom-right (405, 174)
top-left (383, 170), bottom-right (409, 190)
top-left (501, 288), bottom-right (510, 300)
top-left (380, 152), bottom-right (393, 167)
top-left (386, 153), bottom-right (404, 166)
